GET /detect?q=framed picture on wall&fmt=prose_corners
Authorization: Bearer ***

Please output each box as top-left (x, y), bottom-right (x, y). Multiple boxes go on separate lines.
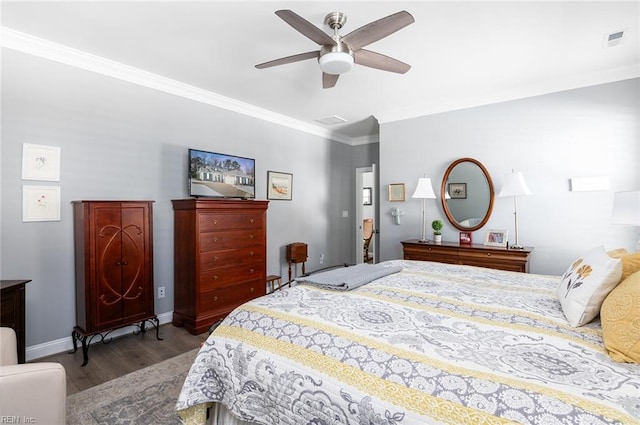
top-left (267, 171), bottom-right (293, 200)
top-left (448, 183), bottom-right (467, 199)
top-left (363, 187), bottom-right (372, 205)
top-left (22, 185), bottom-right (61, 222)
top-left (484, 229), bottom-right (508, 247)
top-left (22, 143), bottom-right (61, 181)
top-left (388, 183), bottom-right (405, 202)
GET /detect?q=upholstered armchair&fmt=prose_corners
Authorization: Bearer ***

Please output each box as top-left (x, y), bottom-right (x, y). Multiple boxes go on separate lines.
top-left (0, 327), bottom-right (67, 424)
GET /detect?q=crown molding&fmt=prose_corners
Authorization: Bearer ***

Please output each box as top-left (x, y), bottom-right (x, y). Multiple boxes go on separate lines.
top-left (1, 27), bottom-right (360, 145)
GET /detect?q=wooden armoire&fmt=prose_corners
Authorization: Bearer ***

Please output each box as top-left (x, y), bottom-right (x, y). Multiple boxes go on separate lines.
top-left (72, 200), bottom-right (158, 365)
top-left (172, 199), bottom-right (268, 334)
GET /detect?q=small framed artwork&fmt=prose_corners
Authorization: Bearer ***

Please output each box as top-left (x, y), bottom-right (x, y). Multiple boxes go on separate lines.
top-left (459, 232), bottom-right (473, 244)
top-left (484, 229), bottom-right (508, 247)
top-left (448, 183), bottom-right (467, 199)
top-left (388, 183), bottom-right (405, 202)
top-left (23, 185), bottom-right (61, 222)
top-left (22, 143), bottom-right (61, 181)
top-left (267, 171), bottom-right (293, 200)
top-left (363, 187), bottom-right (372, 205)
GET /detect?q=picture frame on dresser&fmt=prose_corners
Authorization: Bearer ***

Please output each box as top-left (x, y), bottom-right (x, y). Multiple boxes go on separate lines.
top-left (459, 231), bottom-right (472, 244)
top-left (484, 229), bottom-right (508, 247)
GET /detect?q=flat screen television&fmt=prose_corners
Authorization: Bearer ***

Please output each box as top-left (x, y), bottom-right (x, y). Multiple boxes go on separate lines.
top-left (188, 148), bottom-right (255, 199)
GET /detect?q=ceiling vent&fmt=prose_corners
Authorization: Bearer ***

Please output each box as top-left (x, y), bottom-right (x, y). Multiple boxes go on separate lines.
top-left (603, 29), bottom-right (626, 48)
top-left (315, 115), bottom-right (347, 125)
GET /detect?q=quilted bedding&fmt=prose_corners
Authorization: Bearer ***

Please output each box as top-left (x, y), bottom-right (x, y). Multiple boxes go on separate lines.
top-left (176, 260), bottom-right (640, 425)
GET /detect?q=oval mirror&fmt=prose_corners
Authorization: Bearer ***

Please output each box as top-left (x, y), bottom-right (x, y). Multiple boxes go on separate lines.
top-left (440, 158), bottom-right (495, 232)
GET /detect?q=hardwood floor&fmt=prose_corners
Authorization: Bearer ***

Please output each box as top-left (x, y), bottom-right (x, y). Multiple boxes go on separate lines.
top-left (35, 324), bottom-right (206, 396)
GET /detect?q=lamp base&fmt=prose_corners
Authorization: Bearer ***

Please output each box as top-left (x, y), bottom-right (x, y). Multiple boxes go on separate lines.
top-left (509, 244), bottom-right (525, 250)
top-left (418, 238), bottom-right (430, 244)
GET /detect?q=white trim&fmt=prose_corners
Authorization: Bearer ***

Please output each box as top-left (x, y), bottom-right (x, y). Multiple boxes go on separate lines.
top-left (0, 27), bottom-right (368, 146)
top-left (25, 312), bottom-right (174, 362)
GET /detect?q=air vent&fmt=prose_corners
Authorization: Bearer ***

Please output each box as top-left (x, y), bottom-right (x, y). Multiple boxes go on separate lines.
top-left (315, 115), bottom-right (347, 125)
top-left (603, 29), bottom-right (626, 48)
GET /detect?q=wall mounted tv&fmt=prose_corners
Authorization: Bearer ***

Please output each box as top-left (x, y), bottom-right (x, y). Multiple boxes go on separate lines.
top-left (188, 148), bottom-right (255, 199)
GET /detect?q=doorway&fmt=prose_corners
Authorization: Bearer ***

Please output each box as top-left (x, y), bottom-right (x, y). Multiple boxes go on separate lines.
top-left (356, 165), bottom-right (377, 264)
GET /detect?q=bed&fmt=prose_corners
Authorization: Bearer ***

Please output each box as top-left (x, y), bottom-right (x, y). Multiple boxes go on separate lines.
top-left (176, 260), bottom-right (640, 425)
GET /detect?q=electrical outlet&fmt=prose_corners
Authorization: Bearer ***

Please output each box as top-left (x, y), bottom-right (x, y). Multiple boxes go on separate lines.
top-left (158, 286), bottom-right (165, 298)
top-left (320, 254), bottom-right (325, 264)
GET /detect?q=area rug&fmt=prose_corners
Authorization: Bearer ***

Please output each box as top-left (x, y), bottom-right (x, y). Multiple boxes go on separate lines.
top-left (66, 348), bottom-right (199, 425)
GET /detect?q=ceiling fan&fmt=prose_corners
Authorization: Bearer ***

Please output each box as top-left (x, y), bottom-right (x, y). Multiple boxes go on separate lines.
top-left (255, 10), bottom-right (415, 89)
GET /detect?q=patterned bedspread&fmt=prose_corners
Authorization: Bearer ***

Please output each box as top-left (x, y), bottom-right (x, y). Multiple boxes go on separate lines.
top-left (176, 260), bottom-right (640, 425)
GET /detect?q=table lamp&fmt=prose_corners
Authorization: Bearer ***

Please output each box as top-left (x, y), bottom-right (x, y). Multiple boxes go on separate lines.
top-left (612, 190), bottom-right (640, 251)
top-left (412, 177), bottom-right (436, 242)
top-left (498, 170), bottom-right (532, 249)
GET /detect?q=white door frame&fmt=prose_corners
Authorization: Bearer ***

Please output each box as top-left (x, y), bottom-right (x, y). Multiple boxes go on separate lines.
top-left (355, 165), bottom-right (377, 264)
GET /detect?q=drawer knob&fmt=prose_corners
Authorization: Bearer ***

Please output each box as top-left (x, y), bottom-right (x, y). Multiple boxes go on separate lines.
top-left (250, 287), bottom-right (255, 293)
top-left (249, 251), bottom-right (254, 256)
top-left (249, 269), bottom-right (254, 274)
top-left (249, 234), bottom-right (255, 240)
top-left (213, 275), bottom-right (218, 280)
top-left (487, 253), bottom-right (491, 256)
top-left (250, 218), bottom-right (254, 224)
top-left (213, 296), bottom-right (218, 302)
top-left (213, 256), bottom-right (218, 262)
top-left (213, 237), bottom-right (218, 242)
top-left (213, 220), bottom-right (218, 225)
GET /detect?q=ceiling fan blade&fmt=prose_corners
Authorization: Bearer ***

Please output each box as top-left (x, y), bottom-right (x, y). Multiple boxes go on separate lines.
top-left (322, 73), bottom-right (339, 89)
top-left (255, 51), bottom-right (320, 69)
top-left (275, 10), bottom-right (337, 46)
top-left (342, 11), bottom-right (414, 51)
top-left (354, 49), bottom-right (411, 74)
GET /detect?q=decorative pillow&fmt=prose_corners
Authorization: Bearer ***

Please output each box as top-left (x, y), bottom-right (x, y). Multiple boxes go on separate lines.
top-left (608, 249), bottom-right (640, 281)
top-left (601, 271), bottom-right (640, 363)
top-left (557, 246), bottom-right (623, 327)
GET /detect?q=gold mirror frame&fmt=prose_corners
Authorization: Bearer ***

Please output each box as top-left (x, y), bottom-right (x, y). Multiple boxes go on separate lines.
top-left (440, 157), bottom-right (495, 232)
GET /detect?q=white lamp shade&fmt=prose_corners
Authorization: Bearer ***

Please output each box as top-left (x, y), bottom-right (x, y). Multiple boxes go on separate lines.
top-left (319, 52), bottom-right (354, 75)
top-left (498, 171), bottom-right (532, 197)
top-left (612, 191), bottom-right (640, 225)
top-left (412, 178), bottom-right (436, 199)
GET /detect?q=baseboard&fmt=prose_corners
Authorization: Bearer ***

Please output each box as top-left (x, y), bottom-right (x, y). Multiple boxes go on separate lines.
top-left (25, 312), bottom-right (174, 362)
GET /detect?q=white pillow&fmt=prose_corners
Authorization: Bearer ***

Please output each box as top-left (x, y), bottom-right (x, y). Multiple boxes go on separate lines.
top-left (557, 246), bottom-right (622, 327)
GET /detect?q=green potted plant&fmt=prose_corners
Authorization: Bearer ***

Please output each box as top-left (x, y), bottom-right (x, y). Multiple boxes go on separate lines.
top-left (431, 219), bottom-right (443, 243)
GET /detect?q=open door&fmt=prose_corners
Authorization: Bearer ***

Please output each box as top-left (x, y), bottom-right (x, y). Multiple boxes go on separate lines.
top-left (355, 165), bottom-right (377, 264)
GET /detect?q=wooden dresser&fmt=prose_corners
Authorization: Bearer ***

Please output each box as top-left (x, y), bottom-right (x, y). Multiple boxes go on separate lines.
top-left (172, 199), bottom-right (268, 334)
top-left (401, 240), bottom-right (533, 273)
top-left (72, 201), bottom-right (158, 365)
top-left (1, 280), bottom-right (30, 364)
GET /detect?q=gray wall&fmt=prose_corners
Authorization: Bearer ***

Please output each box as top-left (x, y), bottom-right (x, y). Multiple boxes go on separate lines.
top-left (0, 50), bottom-right (361, 353)
top-left (379, 78), bottom-right (639, 275)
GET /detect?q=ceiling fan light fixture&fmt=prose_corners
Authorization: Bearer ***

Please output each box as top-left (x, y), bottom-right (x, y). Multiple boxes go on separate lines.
top-left (319, 52), bottom-right (354, 75)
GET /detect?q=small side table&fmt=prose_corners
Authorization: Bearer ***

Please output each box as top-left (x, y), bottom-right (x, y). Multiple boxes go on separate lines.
top-left (1, 279), bottom-right (30, 364)
top-left (286, 242), bottom-right (308, 283)
top-left (266, 275), bottom-right (282, 293)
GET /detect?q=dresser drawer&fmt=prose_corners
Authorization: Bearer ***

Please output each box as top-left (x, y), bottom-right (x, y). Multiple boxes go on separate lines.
top-left (200, 229), bottom-right (265, 251)
top-left (199, 212), bottom-right (264, 232)
top-left (200, 247), bottom-right (265, 270)
top-left (403, 245), bottom-right (459, 264)
top-left (199, 279), bottom-right (264, 314)
top-left (200, 262), bottom-right (264, 290)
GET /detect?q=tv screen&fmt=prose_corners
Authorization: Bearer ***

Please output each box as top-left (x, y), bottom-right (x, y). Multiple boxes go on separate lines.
top-left (188, 148), bottom-right (255, 199)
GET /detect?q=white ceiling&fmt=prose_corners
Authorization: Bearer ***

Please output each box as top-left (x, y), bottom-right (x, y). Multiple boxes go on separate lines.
top-left (2, 1), bottom-right (638, 144)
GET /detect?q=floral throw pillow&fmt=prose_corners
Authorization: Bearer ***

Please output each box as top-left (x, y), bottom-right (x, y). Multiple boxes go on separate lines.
top-left (557, 246), bottom-right (623, 327)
